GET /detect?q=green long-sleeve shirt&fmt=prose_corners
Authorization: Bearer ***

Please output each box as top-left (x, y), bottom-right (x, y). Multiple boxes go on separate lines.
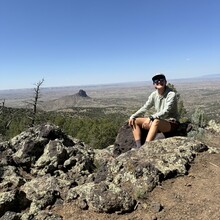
top-left (130, 86), bottom-right (179, 120)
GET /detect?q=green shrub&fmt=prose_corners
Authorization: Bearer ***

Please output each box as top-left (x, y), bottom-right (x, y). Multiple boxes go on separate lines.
top-left (191, 107), bottom-right (207, 128)
top-left (0, 107), bottom-right (127, 149)
top-left (167, 83), bottom-right (187, 121)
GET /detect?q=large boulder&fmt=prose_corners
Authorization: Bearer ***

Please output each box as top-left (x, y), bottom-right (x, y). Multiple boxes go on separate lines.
top-left (67, 136), bottom-right (208, 213)
top-left (113, 121), bottom-right (192, 156)
top-left (0, 122), bottom-right (217, 218)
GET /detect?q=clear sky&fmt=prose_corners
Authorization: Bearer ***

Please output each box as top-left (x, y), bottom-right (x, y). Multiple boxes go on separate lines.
top-left (0, 0), bottom-right (220, 90)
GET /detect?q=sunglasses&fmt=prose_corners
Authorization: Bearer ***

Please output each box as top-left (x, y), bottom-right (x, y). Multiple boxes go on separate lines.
top-left (153, 79), bottom-right (165, 84)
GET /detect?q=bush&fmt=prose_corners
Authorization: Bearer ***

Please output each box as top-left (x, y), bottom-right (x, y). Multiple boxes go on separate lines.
top-left (191, 107), bottom-right (207, 128)
top-left (167, 83), bottom-right (187, 121)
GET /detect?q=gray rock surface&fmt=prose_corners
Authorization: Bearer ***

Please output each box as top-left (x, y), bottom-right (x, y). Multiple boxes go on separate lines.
top-left (0, 122), bottom-right (217, 218)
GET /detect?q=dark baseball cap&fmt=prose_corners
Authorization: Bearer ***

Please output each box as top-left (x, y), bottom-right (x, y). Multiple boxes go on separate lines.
top-left (152, 73), bottom-right (166, 81)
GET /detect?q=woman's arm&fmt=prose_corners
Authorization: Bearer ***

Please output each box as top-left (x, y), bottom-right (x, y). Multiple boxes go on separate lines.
top-left (130, 92), bottom-right (154, 119)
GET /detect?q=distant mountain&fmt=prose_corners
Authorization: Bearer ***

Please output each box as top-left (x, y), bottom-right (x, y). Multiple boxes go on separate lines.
top-left (40, 89), bottom-right (95, 111)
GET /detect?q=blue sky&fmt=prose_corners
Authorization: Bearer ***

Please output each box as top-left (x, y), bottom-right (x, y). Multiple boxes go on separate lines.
top-left (0, 0), bottom-right (220, 90)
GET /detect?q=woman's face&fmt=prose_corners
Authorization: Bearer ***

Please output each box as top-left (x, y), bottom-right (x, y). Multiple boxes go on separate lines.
top-left (153, 79), bottom-right (166, 89)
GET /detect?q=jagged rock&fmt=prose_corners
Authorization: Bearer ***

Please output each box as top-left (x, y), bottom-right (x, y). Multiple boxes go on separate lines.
top-left (0, 142), bottom-right (15, 166)
top-left (20, 176), bottom-right (61, 214)
top-left (66, 137), bottom-right (209, 213)
top-left (0, 190), bottom-right (30, 218)
top-left (0, 166), bottom-right (25, 191)
top-left (0, 122), bottom-right (218, 218)
top-left (66, 182), bottom-right (136, 213)
top-left (32, 140), bottom-right (68, 176)
top-left (0, 124), bottom-right (95, 217)
top-left (20, 211), bottom-right (63, 220)
top-left (207, 120), bottom-right (220, 133)
top-left (32, 211), bottom-right (63, 220)
top-left (113, 123), bottom-right (136, 156)
top-left (0, 211), bottom-right (20, 220)
top-left (94, 145), bottom-right (115, 165)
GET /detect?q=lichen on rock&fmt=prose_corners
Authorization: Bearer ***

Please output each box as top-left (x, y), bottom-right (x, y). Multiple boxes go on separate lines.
top-left (0, 123), bottom-right (218, 218)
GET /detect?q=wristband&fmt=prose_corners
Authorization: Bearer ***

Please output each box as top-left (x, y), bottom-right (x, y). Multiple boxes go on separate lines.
top-left (149, 116), bottom-right (154, 121)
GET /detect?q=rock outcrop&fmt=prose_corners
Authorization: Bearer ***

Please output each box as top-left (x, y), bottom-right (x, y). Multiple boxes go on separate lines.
top-left (0, 123), bottom-right (218, 219)
top-left (76, 89), bottom-right (89, 98)
top-left (113, 122), bottom-right (192, 156)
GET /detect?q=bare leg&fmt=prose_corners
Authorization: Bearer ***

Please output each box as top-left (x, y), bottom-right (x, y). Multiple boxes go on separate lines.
top-left (146, 119), bottom-right (171, 142)
top-left (132, 118), bottom-right (151, 141)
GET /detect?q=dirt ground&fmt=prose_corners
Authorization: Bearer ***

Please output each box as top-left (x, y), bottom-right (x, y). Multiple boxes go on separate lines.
top-left (53, 135), bottom-right (220, 220)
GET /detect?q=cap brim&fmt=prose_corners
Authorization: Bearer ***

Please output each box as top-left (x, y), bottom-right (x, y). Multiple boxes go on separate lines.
top-left (152, 74), bottom-right (166, 81)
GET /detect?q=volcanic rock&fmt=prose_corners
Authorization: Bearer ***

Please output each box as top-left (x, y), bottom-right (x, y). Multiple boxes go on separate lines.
top-left (0, 123), bottom-right (217, 218)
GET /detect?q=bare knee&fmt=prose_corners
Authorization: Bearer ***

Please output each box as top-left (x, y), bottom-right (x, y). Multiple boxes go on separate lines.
top-left (134, 118), bottom-right (147, 127)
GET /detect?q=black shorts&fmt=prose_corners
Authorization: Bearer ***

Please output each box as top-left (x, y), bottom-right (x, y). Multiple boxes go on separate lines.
top-left (166, 118), bottom-right (179, 132)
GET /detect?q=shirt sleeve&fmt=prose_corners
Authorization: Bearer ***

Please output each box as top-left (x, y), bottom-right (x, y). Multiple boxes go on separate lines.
top-left (152, 91), bottom-right (177, 119)
top-left (130, 92), bottom-right (154, 119)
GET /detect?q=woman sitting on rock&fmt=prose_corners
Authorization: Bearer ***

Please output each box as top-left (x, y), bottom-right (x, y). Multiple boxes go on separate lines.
top-left (128, 73), bottom-right (179, 148)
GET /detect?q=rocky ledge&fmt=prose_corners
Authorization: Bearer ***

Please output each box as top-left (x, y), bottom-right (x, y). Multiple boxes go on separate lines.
top-left (0, 123), bottom-right (218, 219)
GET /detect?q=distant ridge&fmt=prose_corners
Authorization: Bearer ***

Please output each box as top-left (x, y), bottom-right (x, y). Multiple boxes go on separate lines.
top-left (41, 89), bottom-right (93, 111)
top-left (200, 73), bottom-right (220, 79)
top-left (169, 73), bottom-right (220, 83)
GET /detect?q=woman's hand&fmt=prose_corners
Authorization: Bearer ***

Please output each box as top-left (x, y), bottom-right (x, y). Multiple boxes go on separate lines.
top-left (128, 118), bottom-right (135, 127)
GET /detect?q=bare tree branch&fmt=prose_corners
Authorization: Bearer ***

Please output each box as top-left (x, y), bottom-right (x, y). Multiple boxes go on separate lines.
top-left (29, 78), bottom-right (44, 127)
